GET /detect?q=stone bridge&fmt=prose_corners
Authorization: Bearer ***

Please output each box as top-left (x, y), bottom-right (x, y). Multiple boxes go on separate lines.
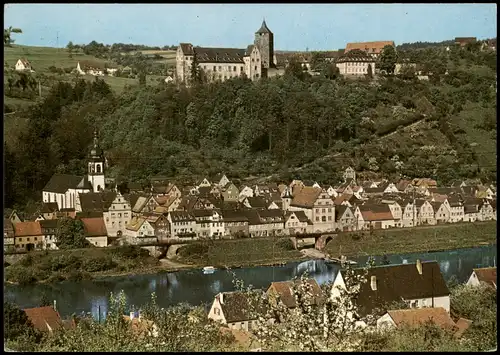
top-left (289, 233), bottom-right (337, 251)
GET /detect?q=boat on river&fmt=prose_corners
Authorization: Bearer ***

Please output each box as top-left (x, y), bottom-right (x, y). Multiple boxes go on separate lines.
top-left (203, 266), bottom-right (216, 274)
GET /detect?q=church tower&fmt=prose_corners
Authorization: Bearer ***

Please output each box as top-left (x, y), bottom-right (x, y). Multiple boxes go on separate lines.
top-left (87, 129), bottom-right (105, 192)
top-left (254, 19), bottom-right (274, 76)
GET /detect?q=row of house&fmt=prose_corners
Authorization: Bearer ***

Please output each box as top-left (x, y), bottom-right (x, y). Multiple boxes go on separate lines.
top-left (208, 262), bottom-right (495, 335)
top-left (8, 165), bottom-right (496, 251)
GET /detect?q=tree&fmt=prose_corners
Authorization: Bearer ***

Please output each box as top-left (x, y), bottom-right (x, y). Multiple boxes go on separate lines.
top-left (285, 56), bottom-right (307, 80)
top-left (309, 52), bottom-right (325, 71)
top-left (66, 41), bottom-right (74, 58)
top-left (56, 218), bottom-right (90, 249)
top-left (242, 258), bottom-right (376, 351)
top-left (189, 51), bottom-right (202, 85)
top-left (4, 301), bottom-right (41, 343)
top-left (4, 26), bottom-right (22, 46)
top-left (378, 45), bottom-right (398, 75)
top-left (366, 63), bottom-right (373, 79)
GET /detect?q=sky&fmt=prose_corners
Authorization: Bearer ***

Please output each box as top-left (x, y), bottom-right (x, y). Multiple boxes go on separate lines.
top-left (4, 4), bottom-right (497, 51)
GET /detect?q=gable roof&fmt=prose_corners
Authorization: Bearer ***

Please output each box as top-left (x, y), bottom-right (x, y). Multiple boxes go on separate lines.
top-left (79, 191), bottom-right (117, 212)
top-left (13, 221), bottom-right (43, 237)
top-left (185, 45), bottom-right (247, 63)
top-left (345, 41), bottom-right (395, 55)
top-left (41, 202), bottom-right (59, 213)
top-left (245, 196), bottom-right (269, 209)
top-left (358, 204), bottom-right (394, 221)
top-left (43, 174), bottom-right (89, 193)
top-left (335, 205), bottom-right (353, 222)
top-left (286, 210), bottom-right (312, 224)
top-left (217, 291), bottom-right (267, 323)
top-left (24, 306), bottom-right (63, 332)
top-left (472, 267), bottom-right (496, 288)
top-left (126, 217), bottom-right (147, 232)
top-left (387, 307), bottom-right (456, 330)
top-left (80, 217), bottom-right (107, 237)
top-left (290, 186), bottom-right (322, 209)
top-left (343, 261), bottom-right (449, 317)
top-left (17, 58), bottom-right (31, 67)
top-left (267, 279), bottom-right (323, 308)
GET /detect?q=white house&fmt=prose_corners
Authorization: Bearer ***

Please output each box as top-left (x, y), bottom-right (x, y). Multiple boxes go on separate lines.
top-left (168, 211), bottom-right (197, 239)
top-left (377, 307), bottom-right (461, 333)
top-left (401, 200), bottom-right (417, 228)
top-left (334, 205), bottom-right (355, 232)
top-left (208, 291), bottom-right (266, 331)
top-left (124, 217), bottom-right (156, 244)
top-left (331, 260), bottom-right (451, 328)
top-left (15, 58), bottom-right (34, 71)
top-left (284, 210), bottom-right (312, 235)
top-left (448, 197), bottom-right (465, 223)
top-left (415, 199), bottom-right (436, 225)
top-left (354, 204), bottom-right (395, 230)
top-left (238, 185), bottom-right (255, 201)
top-left (431, 200), bottom-right (451, 224)
top-left (80, 217), bottom-right (109, 247)
top-left (103, 192), bottom-right (132, 237)
top-left (466, 267), bottom-right (496, 289)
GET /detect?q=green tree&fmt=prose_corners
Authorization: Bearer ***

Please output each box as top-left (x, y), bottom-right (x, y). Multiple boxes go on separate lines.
top-left (56, 218), bottom-right (90, 249)
top-left (378, 45), bottom-right (398, 75)
top-left (4, 301), bottom-right (41, 343)
top-left (4, 26), bottom-right (22, 46)
top-left (189, 51), bottom-right (202, 84)
top-left (366, 63), bottom-right (373, 79)
top-left (66, 41), bottom-right (74, 58)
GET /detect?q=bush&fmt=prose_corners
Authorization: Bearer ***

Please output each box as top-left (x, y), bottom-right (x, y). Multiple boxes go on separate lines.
top-left (276, 238), bottom-right (294, 250)
top-left (177, 243), bottom-right (208, 258)
top-left (83, 256), bottom-right (117, 272)
top-left (114, 245), bottom-right (150, 259)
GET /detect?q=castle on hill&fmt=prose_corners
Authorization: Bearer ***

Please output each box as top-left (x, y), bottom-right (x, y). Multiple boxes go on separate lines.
top-left (176, 20), bottom-right (285, 84)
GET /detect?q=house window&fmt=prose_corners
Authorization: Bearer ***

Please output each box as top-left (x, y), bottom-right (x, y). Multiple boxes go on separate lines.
top-left (34, 237), bottom-right (37, 241)
top-left (315, 217), bottom-right (319, 221)
top-left (215, 308), bottom-right (220, 315)
top-left (254, 66), bottom-right (257, 71)
top-left (218, 66), bottom-right (221, 71)
top-left (213, 66), bottom-right (216, 71)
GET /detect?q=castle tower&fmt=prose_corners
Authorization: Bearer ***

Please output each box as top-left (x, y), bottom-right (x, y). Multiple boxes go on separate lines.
top-left (254, 19), bottom-right (274, 75)
top-left (87, 129), bottom-right (105, 192)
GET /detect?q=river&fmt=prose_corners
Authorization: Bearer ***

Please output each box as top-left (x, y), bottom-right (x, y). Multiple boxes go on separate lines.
top-left (4, 245), bottom-right (496, 320)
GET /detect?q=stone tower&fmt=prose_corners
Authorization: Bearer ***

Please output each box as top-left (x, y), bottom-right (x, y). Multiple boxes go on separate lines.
top-left (254, 19), bottom-right (274, 75)
top-left (87, 129), bottom-right (106, 193)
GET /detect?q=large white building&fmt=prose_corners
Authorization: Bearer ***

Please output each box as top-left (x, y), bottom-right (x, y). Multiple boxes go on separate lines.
top-left (42, 130), bottom-right (106, 210)
top-left (176, 20), bottom-right (278, 84)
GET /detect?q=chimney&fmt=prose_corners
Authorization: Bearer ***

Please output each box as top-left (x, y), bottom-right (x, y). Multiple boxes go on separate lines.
top-left (53, 300), bottom-right (57, 312)
top-left (220, 292), bottom-right (224, 305)
top-left (416, 259), bottom-right (423, 275)
top-left (370, 276), bottom-right (377, 291)
top-left (130, 311), bottom-right (134, 320)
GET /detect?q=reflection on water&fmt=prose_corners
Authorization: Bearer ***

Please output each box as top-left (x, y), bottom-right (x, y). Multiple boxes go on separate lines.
top-left (5, 245), bottom-right (496, 319)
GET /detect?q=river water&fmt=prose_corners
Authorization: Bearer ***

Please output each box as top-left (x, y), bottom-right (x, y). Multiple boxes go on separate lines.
top-left (4, 245), bottom-right (496, 320)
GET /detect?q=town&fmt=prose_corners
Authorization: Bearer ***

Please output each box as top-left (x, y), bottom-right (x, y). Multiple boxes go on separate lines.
top-left (4, 131), bottom-right (497, 252)
top-left (3, 4), bottom-right (497, 353)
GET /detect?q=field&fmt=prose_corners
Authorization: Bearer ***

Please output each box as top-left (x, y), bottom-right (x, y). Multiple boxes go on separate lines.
top-left (176, 238), bottom-right (305, 268)
top-left (4, 45), bottom-right (109, 72)
top-left (4, 44), bottom-right (173, 107)
top-left (325, 221), bottom-right (497, 258)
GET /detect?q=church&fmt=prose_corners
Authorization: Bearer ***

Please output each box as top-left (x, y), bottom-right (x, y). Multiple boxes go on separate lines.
top-left (42, 130), bottom-right (107, 210)
top-left (176, 20), bottom-right (284, 84)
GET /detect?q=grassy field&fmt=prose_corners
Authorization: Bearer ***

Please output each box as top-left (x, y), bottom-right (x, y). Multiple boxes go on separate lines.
top-left (4, 44), bottom-right (109, 72)
top-left (176, 238), bottom-right (305, 268)
top-left (4, 45), bottom-right (171, 99)
top-left (325, 221), bottom-right (497, 258)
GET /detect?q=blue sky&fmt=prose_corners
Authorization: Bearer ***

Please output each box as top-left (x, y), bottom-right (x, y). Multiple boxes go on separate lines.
top-left (4, 4), bottom-right (497, 50)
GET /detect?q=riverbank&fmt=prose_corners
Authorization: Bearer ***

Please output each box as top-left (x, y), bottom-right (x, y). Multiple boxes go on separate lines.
top-left (5, 222), bottom-right (496, 285)
top-left (325, 221), bottom-right (497, 258)
top-left (4, 245), bottom-right (160, 285)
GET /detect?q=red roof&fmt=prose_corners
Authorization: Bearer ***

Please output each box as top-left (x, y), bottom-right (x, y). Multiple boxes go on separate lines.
top-left (80, 217), bottom-right (107, 237)
top-left (24, 306), bottom-right (63, 332)
top-left (346, 41), bottom-right (394, 55)
top-left (473, 267), bottom-right (497, 288)
top-left (13, 221), bottom-right (43, 237)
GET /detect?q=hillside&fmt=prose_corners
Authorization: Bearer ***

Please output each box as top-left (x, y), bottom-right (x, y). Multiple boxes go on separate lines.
top-left (4, 44), bottom-right (175, 109)
top-left (3, 43), bottom-right (497, 212)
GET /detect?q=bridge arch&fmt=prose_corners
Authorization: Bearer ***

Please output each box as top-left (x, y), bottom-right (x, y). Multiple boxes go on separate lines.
top-left (166, 244), bottom-right (187, 259)
top-left (315, 234), bottom-right (336, 251)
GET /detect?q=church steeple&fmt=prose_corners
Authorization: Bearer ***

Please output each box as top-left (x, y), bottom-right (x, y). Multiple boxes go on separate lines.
top-left (256, 18), bottom-right (271, 34)
top-left (87, 128), bottom-right (105, 192)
